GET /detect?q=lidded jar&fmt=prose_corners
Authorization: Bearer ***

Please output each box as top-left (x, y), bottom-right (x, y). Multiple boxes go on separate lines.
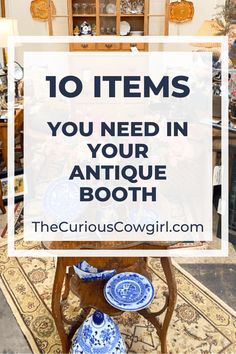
top-left (71, 310), bottom-right (127, 354)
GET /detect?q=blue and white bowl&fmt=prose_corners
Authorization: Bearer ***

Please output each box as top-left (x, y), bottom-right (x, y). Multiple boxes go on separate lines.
top-left (73, 260), bottom-right (116, 281)
top-left (71, 310), bottom-right (127, 354)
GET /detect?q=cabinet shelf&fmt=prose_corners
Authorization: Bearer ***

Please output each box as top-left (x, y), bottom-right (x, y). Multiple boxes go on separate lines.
top-left (121, 14), bottom-right (145, 17)
top-left (148, 14), bottom-right (165, 17)
top-left (73, 14), bottom-right (96, 17)
top-left (100, 14), bottom-right (117, 17)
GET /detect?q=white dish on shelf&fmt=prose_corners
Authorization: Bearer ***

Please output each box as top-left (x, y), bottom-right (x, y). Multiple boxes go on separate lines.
top-left (120, 20), bottom-right (131, 36)
top-left (106, 3), bottom-right (116, 14)
top-left (130, 31), bottom-right (144, 36)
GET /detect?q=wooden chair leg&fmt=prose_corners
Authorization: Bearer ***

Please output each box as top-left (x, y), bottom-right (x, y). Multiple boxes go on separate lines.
top-left (51, 258), bottom-right (70, 353)
top-left (138, 258), bottom-right (177, 354)
top-left (159, 257), bottom-right (177, 354)
top-left (62, 266), bottom-right (73, 302)
top-left (0, 180), bottom-right (6, 214)
top-left (138, 307), bottom-right (161, 336)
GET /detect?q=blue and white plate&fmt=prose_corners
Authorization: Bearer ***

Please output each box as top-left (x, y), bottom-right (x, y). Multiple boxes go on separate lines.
top-left (104, 272), bottom-right (155, 311)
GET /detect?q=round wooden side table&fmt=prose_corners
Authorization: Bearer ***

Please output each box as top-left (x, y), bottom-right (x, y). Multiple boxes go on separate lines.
top-left (43, 241), bottom-right (177, 354)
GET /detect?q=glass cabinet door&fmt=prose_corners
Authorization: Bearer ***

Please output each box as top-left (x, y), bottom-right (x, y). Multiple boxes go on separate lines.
top-left (72, 0), bottom-right (97, 36)
top-left (72, 0), bottom-right (96, 15)
top-left (99, 0), bottom-right (117, 35)
top-left (120, 0), bottom-right (145, 36)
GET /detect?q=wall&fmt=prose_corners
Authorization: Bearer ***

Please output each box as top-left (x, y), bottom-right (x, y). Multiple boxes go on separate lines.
top-left (169, 0), bottom-right (224, 36)
top-left (5, 0), bottom-right (68, 63)
top-left (165, 0), bottom-right (225, 51)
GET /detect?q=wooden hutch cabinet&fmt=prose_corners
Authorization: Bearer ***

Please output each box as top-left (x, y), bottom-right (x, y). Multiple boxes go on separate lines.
top-left (46, 1), bottom-right (170, 50)
top-left (67, 0), bottom-right (150, 51)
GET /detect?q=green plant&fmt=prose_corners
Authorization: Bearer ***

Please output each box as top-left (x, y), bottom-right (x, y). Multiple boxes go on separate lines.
top-left (214, 0), bottom-right (236, 35)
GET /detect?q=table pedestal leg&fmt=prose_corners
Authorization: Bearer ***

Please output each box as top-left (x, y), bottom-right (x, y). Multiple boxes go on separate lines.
top-left (62, 266), bottom-right (73, 302)
top-left (51, 259), bottom-right (70, 353)
top-left (159, 257), bottom-right (177, 353)
top-left (138, 257), bottom-right (177, 353)
top-left (52, 261), bottom-right (91, 353)
top-left (0, 180), bottom-right (6, 214)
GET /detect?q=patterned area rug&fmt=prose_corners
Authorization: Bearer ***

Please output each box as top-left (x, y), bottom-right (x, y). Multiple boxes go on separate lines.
top-left (0, 236), bottom-right (236, 354)
top-left (0, 202), bottom-right (24, 238)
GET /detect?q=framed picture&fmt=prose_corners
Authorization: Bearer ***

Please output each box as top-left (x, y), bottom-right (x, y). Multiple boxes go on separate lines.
top-left (0, 168), bottom-right (25, 204)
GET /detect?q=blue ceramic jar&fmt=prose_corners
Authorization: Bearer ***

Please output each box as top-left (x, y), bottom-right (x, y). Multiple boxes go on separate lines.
top-left (71, 310), bottom-right (127, 354)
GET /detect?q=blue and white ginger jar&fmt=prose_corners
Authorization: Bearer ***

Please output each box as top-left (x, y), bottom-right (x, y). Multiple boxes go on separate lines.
top-left (71, 310), bottom-right (127, 354)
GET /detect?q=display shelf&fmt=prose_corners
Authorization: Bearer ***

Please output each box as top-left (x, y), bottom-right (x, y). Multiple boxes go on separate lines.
top-left (148, 14), bottom-right (165, 17)
top-left (68, 0), bottom-right (149, 49)
top-left (73, 14), bottom-right (96, 17)
top-left (120, 14), bottom-right (144, 17)
top-left (99, 14), bottom-right (117, 16)
top-left (64, 0), bottom-right (170, 49)
top-left (46, 0), bottom-right (170, 38)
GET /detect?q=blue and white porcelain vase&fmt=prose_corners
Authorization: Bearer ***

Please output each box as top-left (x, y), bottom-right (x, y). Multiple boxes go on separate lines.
top-left (71, 310), bottom-right (127, 354)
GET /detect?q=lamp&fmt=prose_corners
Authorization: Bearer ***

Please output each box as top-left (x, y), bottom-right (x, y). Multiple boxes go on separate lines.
top-left (193, 20), bottom-right (222, 48)
top-left (0, 18), bottom-right (19, 67)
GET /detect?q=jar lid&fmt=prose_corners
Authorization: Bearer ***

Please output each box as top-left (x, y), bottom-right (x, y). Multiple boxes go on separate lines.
top-left (72, 311), bottom-right (126, 353)
top-left (92, 310), bottom-right (104, 326)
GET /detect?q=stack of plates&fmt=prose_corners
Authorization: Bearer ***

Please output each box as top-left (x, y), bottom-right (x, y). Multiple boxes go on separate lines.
top-left (104, 272), bottom-right (155, 311)
top-left (130, 31), bottom-right (144, 36)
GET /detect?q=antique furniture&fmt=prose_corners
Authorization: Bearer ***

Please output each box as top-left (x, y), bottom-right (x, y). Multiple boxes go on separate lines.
top-left (43, 241), bottom-right (177, 354)
top-left (0, 108), bottom-right (23, 168)
top-left (44, 0), bottom-right (171, 39)
top-left (0, 179), bottom-right (6, 214)
top-left (0, 0), bottom-right (6, 17)
top-left (68, 0), bottom-right (150, 51)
